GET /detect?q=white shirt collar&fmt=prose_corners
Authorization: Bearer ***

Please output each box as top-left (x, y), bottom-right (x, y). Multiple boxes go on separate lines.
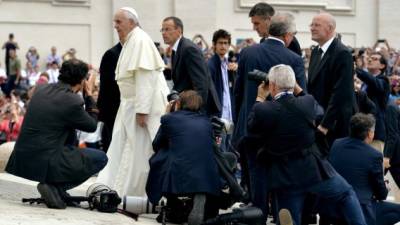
top-left (274, 91), bottom-right (293, 100)
top-left (319, 36), bottom-right (335, 56)
top-left (267, 36), bottom-right (285, 46)
top-left (172, 36), bottom-right (182, 52)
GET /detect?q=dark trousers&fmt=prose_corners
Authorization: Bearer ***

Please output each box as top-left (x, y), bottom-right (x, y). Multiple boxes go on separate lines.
top-left (274, 174), bottom-right (366, 225)
top-left (51, 148), bottom-right (107, 192)
top-left (246, 150), bottom-right (269, 220)
top-left (376, 201), bottom-right (400, 225)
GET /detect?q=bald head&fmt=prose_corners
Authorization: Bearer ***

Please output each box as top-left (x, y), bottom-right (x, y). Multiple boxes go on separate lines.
top-left (310, 12), bottom-right (336, 46)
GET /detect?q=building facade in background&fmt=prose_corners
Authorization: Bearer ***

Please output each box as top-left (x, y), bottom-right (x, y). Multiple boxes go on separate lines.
top-left (0, 0), bottom-right (397, 68)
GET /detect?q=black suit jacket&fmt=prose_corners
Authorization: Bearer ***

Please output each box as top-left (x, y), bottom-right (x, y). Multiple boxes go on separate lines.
top-left (385, 103), bottom-right (400, 167)
top-left (308, 38), bottom-right (355, 141)
top-left (356, 69), bottom-right (390, 141)
top-left (172, 37), bottom-right (220, 115)
top-left (207, 54), bottom-right (236, 119)
top-left (329, 137), bottom-right (388, 224)
top-left (6, 83), bottom-right (99, 183)
top-left (97, 43), bottom-right (122, 126)
top-left (247, 94), bottom-right (336, 189)
top-left (233, 39), bottom-right (306, 142)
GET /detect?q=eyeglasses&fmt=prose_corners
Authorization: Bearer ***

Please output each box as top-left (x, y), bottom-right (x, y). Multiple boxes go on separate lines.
top-left (216, 41), bottom-right (230, 45)
top-left (369, 56), bottom-right (380, 61)
top-left (160, 27), bottom-right (177, 33)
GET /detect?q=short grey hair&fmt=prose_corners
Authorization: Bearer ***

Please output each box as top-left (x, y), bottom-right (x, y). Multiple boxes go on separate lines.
top-left (268, 64), bottom-right (296, 90)
top-left (269, 13), bottom-right (296, 37)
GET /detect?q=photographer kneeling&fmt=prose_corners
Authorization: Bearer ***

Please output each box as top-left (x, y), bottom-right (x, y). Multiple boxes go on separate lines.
top-left (248, 64), bottom-right (367, 224)
top-left (5, 59), bottom-right (108, 209)
top-left (146, 90), bottom-right (221, 225)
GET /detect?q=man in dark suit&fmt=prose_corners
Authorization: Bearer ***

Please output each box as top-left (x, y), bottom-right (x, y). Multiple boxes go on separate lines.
top-left (232, 13), bottom-right (306, 216)
top-left (248, 64), bottom-right (365, 225)
top-left (249, 2), bottom-right (302, 55)
top-left (97, 43), bottom-right (122, 152)
top-left (5, 59), bottom-right (108, 209)
top-left (384, 103), bottom-right (400, 198)
top-left (207, 29), bottom-right (236, 152)
top-left (308, 12), bottom-right (355, 145)
top-left (329, 113), bottom-right (400, 225)
top-left (161, 16), bottom-right (220, 115)
top-left (355, 52), bottom-right (390, 152)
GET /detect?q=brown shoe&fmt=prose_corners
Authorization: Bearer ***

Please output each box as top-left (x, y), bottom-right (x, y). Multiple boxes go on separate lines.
top-left (37, 183), bottom-right (66, 209)
top-left (279, 208), bottom-right (293, 225)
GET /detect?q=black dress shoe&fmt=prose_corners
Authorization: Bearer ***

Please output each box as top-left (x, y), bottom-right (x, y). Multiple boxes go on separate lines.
top-left (37, 183), bottom-right (66, 209)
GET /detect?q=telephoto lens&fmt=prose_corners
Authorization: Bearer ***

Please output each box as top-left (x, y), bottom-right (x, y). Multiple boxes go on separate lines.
top-left (123, 196), bottom-right (158, 214)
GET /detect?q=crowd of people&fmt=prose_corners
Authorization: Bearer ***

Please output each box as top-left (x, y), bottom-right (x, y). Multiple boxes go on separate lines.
top-left (2, 2), bottom-right (400, 225)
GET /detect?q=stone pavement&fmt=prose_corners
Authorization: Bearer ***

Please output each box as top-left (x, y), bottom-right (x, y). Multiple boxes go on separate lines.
top-left (0, 173), bottom-right (160, 225)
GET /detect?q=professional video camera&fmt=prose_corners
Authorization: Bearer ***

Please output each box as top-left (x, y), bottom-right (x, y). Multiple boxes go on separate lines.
top-left (202, 206), bottom-right (264, 225)
top-left (248, 69), bottom-right (269, 83)
top-left (22, 183), bottom-right (121, 213)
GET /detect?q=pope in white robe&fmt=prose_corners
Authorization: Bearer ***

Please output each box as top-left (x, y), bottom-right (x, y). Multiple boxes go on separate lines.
top-left (97, 8), bottom-right (169, 197)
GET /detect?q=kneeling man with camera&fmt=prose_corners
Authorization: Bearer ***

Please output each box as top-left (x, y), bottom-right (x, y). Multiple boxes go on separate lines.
top-left (5, 59), bottom-right (108, 209)
top-left (248, 64), bottom-right (367, 224)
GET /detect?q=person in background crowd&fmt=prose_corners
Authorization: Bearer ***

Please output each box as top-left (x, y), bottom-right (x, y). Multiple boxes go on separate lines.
top-left (207, 29), bottom-right (237, 152)
top-left (46, 46), bottom-right (61, 69)
top-left (2, 33), bottom-right (19, 76)
top-left (25, 47), bottom-right (40, 70)
top-left (355, 52), bottom-right (390, 152)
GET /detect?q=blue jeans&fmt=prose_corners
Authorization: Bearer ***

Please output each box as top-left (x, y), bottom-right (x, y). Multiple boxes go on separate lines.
top-left (274, 174), bottom-right (366, 225)
top-left (53, 148), bottom-right (108, 192)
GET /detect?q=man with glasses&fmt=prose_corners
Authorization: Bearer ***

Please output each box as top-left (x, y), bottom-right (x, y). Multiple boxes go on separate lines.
top-left (355, 52), bottom-right (390, 152)
top-left (161, 16), bottom-right (220, 115)
top-left (307, 12), bottom-right (355, 147)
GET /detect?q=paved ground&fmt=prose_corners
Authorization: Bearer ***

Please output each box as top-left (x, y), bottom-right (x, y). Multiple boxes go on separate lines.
top-left (0, 173), bottom-right (160, 225)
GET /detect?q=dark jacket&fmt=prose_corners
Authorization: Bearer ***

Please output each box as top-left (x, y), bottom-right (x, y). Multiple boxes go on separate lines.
top-left (355, 90), bottom-right (376, 115)
top-left (146, 110), bottom-right (221, 204)
top-left (207, 54), bottom-right (236, 120)
top-left (329, 137), bottom-right (388, 224)
top-left (172, 37), bottom-right (221, 115)
top-left (247, 94), bottom-right (336, 189)
top-left (233, 38), bottom-right (306, 142)
top-left (356, 69), bottom-right (390, 141)
top-left (6, 82), bottom-right (98, 183)
top-left (97, 43), bottom-right (122, 126)
top-left (385, 103), bottom-right (400, 167)
top-left (308, 38), bottom-right (355, 142)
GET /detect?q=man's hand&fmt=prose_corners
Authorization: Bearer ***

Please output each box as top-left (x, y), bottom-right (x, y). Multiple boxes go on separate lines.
top-left (317, 125), bottom-right (328, 135)
top-left (136, 113), bottom-right (148, 128)
top-left (384, 157), bottom-right (391, 169)
top-left (256, 81), bottom-right (269, 101)
top-left (228, 62), bottom-right (238, 72)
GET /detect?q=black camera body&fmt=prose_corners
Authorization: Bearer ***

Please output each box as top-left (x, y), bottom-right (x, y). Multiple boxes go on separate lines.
top-left (248, 69), bottom-right (269, 83)
top-left (167, 90), bottom-right (180, 112)
top-left (87, 184), bottom-right (121, 213)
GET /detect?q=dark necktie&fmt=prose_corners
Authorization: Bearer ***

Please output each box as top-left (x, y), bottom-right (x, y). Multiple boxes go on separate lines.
top-left (315, 47), bottom-right (323, 64)
top-left (171, 50), bottom-right (176, 68)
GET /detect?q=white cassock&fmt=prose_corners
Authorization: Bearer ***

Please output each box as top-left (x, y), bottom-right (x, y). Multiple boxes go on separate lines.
top-left (97, 27), bottom-right (169, 197)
